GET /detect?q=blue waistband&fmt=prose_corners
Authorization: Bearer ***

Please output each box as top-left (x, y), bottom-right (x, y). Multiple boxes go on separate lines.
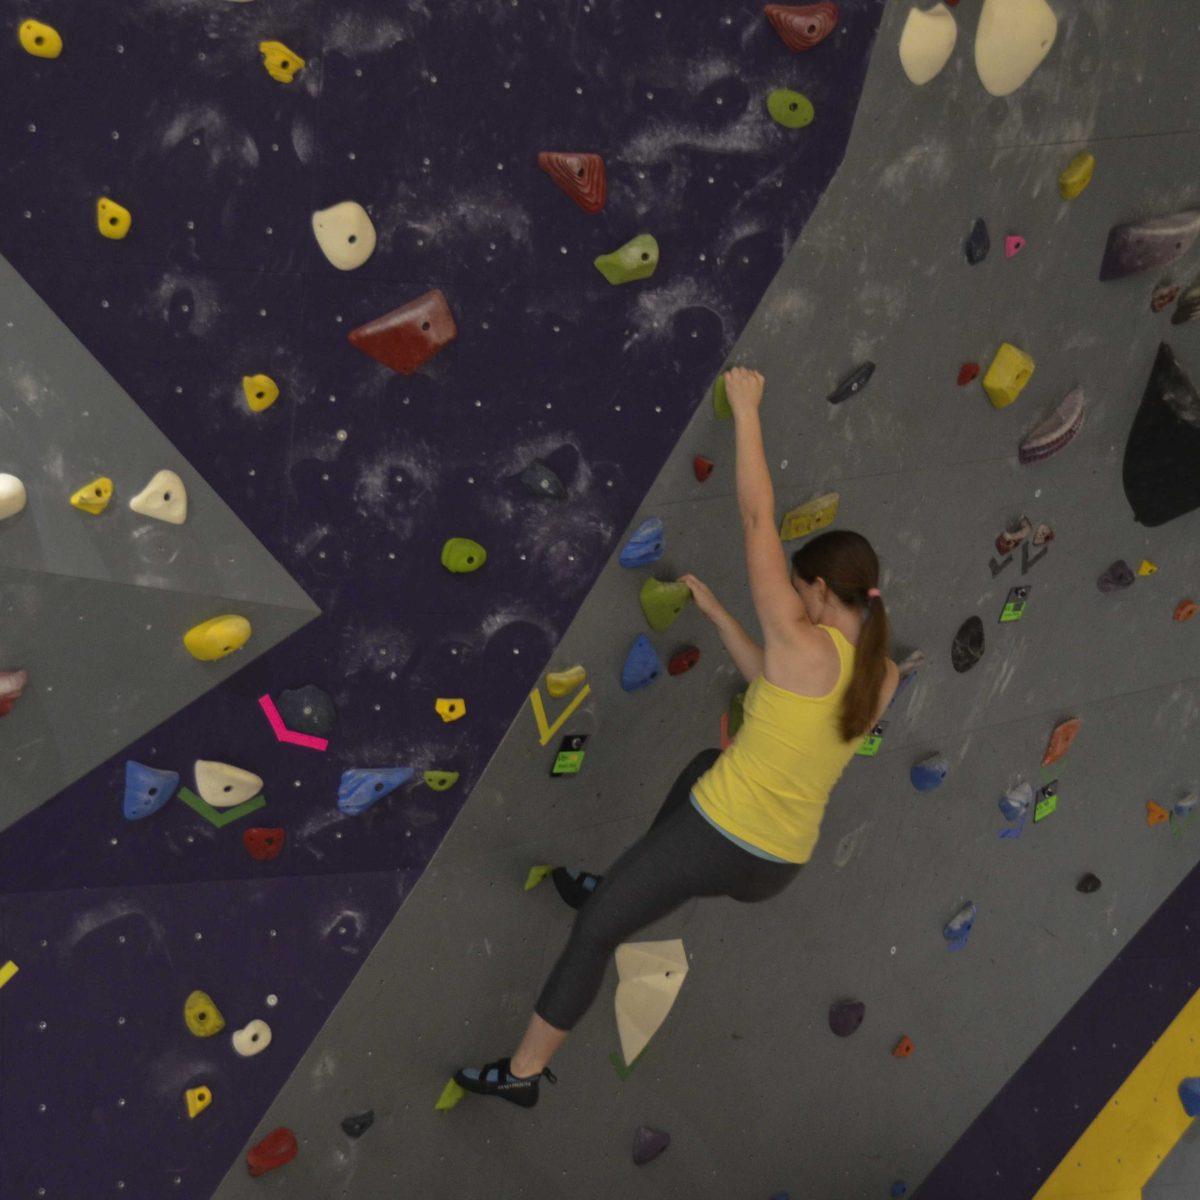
top-left (689, 792), bottom-right (793, 863)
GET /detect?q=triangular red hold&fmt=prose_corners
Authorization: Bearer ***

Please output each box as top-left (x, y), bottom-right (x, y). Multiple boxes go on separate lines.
top-left (764, 3), bottom-right (839, 52)
top-left (693, 455), bottom-right (714, 482)
top-left (537, 152), bottom-right (607, 214)
top-left (348, 290), bottom-right (457, 376)
top-left (247, 1128), bottom-right (298, 1177)
top-left (243, 827), bottom-right (286, 862)
top-left (957, 362), bottom-right (980, 386)
top-left (668, 646), bottom-right (701, 676)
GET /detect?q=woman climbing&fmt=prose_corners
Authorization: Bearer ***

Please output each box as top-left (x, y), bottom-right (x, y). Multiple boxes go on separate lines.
top-left (455, 366), bottom-right (899, 1106)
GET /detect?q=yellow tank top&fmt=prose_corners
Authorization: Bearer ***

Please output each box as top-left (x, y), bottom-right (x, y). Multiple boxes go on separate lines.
top-left (692, 625), bottom-right (858, 864)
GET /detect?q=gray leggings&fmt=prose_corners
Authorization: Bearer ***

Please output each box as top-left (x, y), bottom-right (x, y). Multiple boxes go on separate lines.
top-left (534, 748), bottom-right (802, 1032)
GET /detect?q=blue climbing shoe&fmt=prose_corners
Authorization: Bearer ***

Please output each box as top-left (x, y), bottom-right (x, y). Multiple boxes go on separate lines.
top-left (454, 1058), bottom-right (556, 1109)
top-left (551, 867), bottom-right (603, 910)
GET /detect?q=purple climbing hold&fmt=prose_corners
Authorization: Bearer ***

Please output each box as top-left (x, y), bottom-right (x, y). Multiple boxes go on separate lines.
top-left (1098, 209), bottom-right (1200, 281)
top-left (337, 768), bottom-right (414, 816)
top-left (826, 361), bottom-right (875, 405)
top-left (965, 218), bottom-right (990, 265)
top-left (1019, 386), bottom-right (1085, 464)
top-left (1097, 560), bottom-right (1135, 594)
top-left (1179, 1077), bottom-right (1200, 1117)
top-left (123, 761), bottom-right (181, 821)
top-left (619, 517), bottom-right (665, 568)
top-left (632, 1125), bottom-right (670, 1166)
top-left (621, 635), bottom-right (662, 692)
top-left (910, 753), bottom-right (948, 792)
top-left (828, 998), bottom-right (865, 1037)
top-left (943, 901), bottom-right (976, 951)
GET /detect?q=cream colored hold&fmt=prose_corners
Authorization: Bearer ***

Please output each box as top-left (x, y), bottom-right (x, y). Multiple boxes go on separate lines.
top-left (129, 469), bottom-right (187, 524)
top-left (898, 4), bottom-right (957, 86)
top-left (0, 473), bottom-right (27, 522)
top-left (311, 202), bottom-right (377, 271)
top-left (194, 760), bottom-right (263, 808)
top-left (231, 1019), bottom-right (273, 1057)
top-left (614, 938), bottom-right (689, 1067)
top-left (975, 0), bottom-right (1057, 97)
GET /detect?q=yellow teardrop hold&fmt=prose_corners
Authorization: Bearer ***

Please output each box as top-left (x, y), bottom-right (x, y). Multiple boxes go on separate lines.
top-left (1058, 151), bottom-right (1095, 201)
top-left (546, 666), bottom-right (586, 698)
top-left (96, 197), bottom-right (132, 240)
top-left (242, 374), bottom-right (280, 413)
top-left (435, 698), bottom-right (466, 723)
top-left (70, 476), bottom-right (113, 515)
top-left (185, 1086), bottom-right (212, 1118)
top-left (183, 616), bottom-right (252, 662)
top-left (19, 19), bottom-right (62, 59)
top-left (779, 492), bottom-right (839, 542)
top-left (183, 989), bottom-right (226, 1038)
top-left (259, 40), bottom-right (305, 83)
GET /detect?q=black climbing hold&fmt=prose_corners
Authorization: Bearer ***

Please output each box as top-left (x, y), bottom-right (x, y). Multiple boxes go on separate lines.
top-left (632, 1125), bottom-right (670, 1166)
top-left (951, 616), bottom-right (984, 673)
top-left (828, 998), bottom-right (865, 1037)
top-left (341, 1110), bottom-right (375, 1138)
top-left (1123, 344), bottom-right (1200, 528)
top-left (277, 685), bottom-right (337, 736)
top-left (965, 218), bottom-right (990, 265)
top-left (520, 460), bottom-right (567, 500)
top-left (1097, 559), bottom-right (1135, 593)
top-left (826, 361), bottom-right (875, 405)
top-left (1076, 873), bottom-right (1102, 894)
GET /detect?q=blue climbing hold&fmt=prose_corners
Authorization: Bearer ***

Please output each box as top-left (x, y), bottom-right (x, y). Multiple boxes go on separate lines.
top-left (910, 753), bottom-right (948, 791)
top-left (621, 635), bottom-right (662, 692)
top-left (619, 517), bottom-right (665, 568)
top-left (891, 1184), bottom-right (909, 1199)
top-left (122, 761), bottom-right (180, 821)
top-left (1179, 1077), bottom-right (1200, 1117)
top-left (337, 768), bottom-right (415, 816)
top-left (943, 901), bottom-right (977, 951)
top-left (999, 781), bottom-right (1033, 822)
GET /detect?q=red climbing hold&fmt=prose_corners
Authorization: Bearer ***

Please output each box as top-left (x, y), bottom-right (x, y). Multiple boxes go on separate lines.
top-left (243, 827), bottom-right (286, 862)
top-left (0, 669), bottom-right (28, 718)
top-left (1041, 717), bottom-right (1081, 767)
top-left (668, 646), bottom-right (701, 676)
top-left (892, 1035), bottom-right (914, 1058)
top-left (1175, 598), bottom-right (1198, 623)
top-left (957, 362), bottom-right (980, 386)
top-left (764, 3), bottom-right (839, 52)
top-left (347, 290), bottom-right (457, 375)
top-left (693, 455), bottom-right (714, 482)
top-left (246, 1127), bottom-right (297, 1177)
top-left (1146, 800), bottom-right (1170, 827)
top-left (537, 152), bottom-right (607, 214)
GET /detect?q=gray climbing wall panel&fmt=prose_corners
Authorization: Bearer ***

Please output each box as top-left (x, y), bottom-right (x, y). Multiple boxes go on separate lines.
top-left (210, 2), bottom-right (1200, 1197)
top-left (0, 254), bottom-right (318, 828)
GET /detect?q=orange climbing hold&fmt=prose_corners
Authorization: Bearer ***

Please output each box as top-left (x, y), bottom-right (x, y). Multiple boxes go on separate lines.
top-left (764, 3), bottom-right (839, 52)
top-left (1146, 800), bottom-right (1170, 827)
top-left (537, 152), bottom-right (607, 214)
top-left (1041, 717), bottom-right (1081, 767)
top-left (892, 1035), bottom-right (914, 1058)
top-left (1175, 599), bottom-right (1197, 623)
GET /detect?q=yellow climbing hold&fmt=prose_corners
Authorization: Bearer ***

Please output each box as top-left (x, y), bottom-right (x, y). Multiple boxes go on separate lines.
top-left (183, 989), bottom-right (225, 1038)
top-left (259, 40), bottom-right (304, 83)
top-left (435, 1078), bottom-right (466, 1111)
top-left (242, 374), bottom-right (279, 413)
top-left (1058, 151), bottom-right (1095, 201)
top-left (1138, 559), bottom-right (1158, 576)
top-left (435, 698), bottom-right (466, 723)
top-left (983, 343), bottom-right (1035, 409)
top-left (96, 198), bottom-right (131, 240)
top-left (183, 615), bottom-right (252, 662)
top-left (70, 476), bottom-right (113, 515)
top-left (779, 492), bottom-right (839, 542)
top-left (18, 19), bottom-right (61, 59)
top-left (524, 864), bottom-right (553, 891)
top-left (0, 960), bottom-right (18, 990)
top-left (184, 1086), bottom-right (212, 1119)
top-left (546, 666), bottom-right (586, 698)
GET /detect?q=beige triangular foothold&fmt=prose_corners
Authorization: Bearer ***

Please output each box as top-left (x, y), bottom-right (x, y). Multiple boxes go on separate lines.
top-left (129, 469), bottom-right (187, 525)
top-left (311, 202), bottom-right (377, 271)
top-left (975, 0), bottom-right (1057, 97)
top-left (0, 474), bottom-right (27, 522)
top-left (898, 4), bottom-right (957, 86)
top-left (231, 1019), bottom-right (273, 1057)
top-left (614, 938), bottom-right (689, 1067)
top-left (194, 760), bottom-right (263, 808)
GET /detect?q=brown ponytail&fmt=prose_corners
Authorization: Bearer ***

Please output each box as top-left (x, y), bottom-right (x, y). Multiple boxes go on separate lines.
top-left (791, 530), bottom-right (891, 741)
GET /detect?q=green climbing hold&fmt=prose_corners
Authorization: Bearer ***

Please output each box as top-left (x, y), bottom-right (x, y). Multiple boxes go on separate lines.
top-left (713, 373), bottom-right (732, 420)
top-left (524, 864), bottom-right (553, 891)
top-left (423, 770), bottom-right (460, 792)
top-left (434, 1079), bottom-right (466, 1111)
top-left (728, 691), bottom-right (746, 738)
top-left (441, 538), bottom-right (487, 573)
top-left (594, 234), bottom-right (659, 285)
top-left (640, 578), bottom-right (692, 632)
top-left (767, 89), bottom-right (814, 128)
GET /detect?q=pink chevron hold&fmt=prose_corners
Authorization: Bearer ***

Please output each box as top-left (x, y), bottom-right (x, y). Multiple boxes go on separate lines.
top-left (1004, 235), bottom-right (1026, 259)
top-left (258, 694), bottom-right (329, 751)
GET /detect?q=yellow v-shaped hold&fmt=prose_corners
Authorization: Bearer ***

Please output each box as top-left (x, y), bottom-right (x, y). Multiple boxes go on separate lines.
top-left (528, 682), bottom-right (591, 747)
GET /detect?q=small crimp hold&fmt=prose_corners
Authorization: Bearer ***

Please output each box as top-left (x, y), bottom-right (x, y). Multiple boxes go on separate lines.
top-left (70, 476), bottom-right (113, 514)
top-left (546, 666), bottom-right (586, 697)
top-left (693, 455), bottom-right (714, 482)
top-left (435, 698), bottom-right (466, 723)
top-left (96, 198), bottom-right (131, 240)
top-left (668, 646), bottom-right (700, 676)
top-left (259, 40), bottom-right (304, 83)
top-left (827, 361), bottom-right (875, 405)
top-left (185, 1086), bottom-right (212, 1119)
top-left (1058, 151), bottom-right (1095, 200)
top-left (423, 770), bottom-right (460, 792)
top-left (441, 538), bottom-right (487, 573)
top-left (242, 374), bottom-right (280, 413)
top-left (184, 989), bottom-right (225, 1037)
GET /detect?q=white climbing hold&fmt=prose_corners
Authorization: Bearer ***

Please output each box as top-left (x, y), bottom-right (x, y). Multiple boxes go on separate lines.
top-left (194, 760), bottom-right (264, 808)
top-left (231, 1019), bottom-right (273, 1057)
top-left (0, 474), bottom-right (27, 522)
top-left (975, 0), bottom-right (1057, 97)
top-left (311, 202), bottom-right (377, 271)
top-left (129, 469), bottom-right (187, 525)
top-left (898, 4), bottom-right (957, 86)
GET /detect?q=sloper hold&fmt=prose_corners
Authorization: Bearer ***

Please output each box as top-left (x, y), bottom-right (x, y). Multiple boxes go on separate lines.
top-left (1076, 872), bottom-right (1102, 894)
top-left (242, 373), bottom-right (279, 412)
top-left (341, 1110), bottom-right (375, 1138)
top-left (520, 460), bottom-right (567, 500)
top-left (195, 760), bottom-right (263, 809)
top-left (1180, 1079), bottom-right (1200, 1118)
top-left (827, 361), bottom-right (875, 405)
top-left (943, 901), bottom-right (976, 950)
top-left (619, 517), bottom-right (665, 567)
top-left (232, 1019), bottom-right (272, 1057)
top-left (910, 753), bottom-right (948, 791)
top-left (348, 290), bottom-right (458, 375)
top-left (693, 455), bottom-right (714, 482)
top-left (999, 781), bottom-right (1033, 822)
top-left (441, 537), bottom-right (487, 573)
top-left (595, 234), bottom-right (659, 285)
top-left (1099, 210), bottom-right (1200, 282)
top-left (19, 19), bottom-right (62, 57)
top-left (779, 492), bottom-right (838, 541)
top-left (435, 698), bottom-right (465, 722)
top-left (964, 218), bottom-right (990, 265)
top-left (621, 635), bottom-right (662, 692)
top-left (1123, 344), bottom-right (1200, 527)
top-left (337, 767), bottom-right (414, 816)
top-left (828, 998), bottom-right (865, 1037)
top-left (764, 3), bottom-right (839, 53)
top-left (423, 770), bottom-right (459, 791)
top-left (951, 615), bottom-right (984, 672)
top-left (0, 668), bottom-right (29, 717)
top-left (70, 476), bottom-right (113, 514)
top-left (276, 684), bottom-right (337, 736)
top-left (122, 761), bottom-right (180, 821)
top-left (537, 152), bottom-right (607, 214)
top-left (185, 1086), bottom-right (212, 1119)
top-left (129, 469), bottom-right (187, 524)
top-left (1019, 386), bottom-right (1084, 464)
top-left (259, 40), bottom-right (304, 83)
top-left (766, 88), bottom-right (814, 128)
top-left (246, 1128), bottom-right (298, 1177)
top-left (640, 578), bottom-right (692, 633)
top-left (183, 615), bottom-right (252, 661)
top-left (983, 343), bottom-right (1034, 408)
top-left (974, 0), bottom-right (1057, 97)
top-left (96, 198), bottom-right (131, 240)
top-left (0, 473), bottom-right (27, 521)
top-left (1172, 276), bottom-right (1200, 326)
top-left (898, 4), bottom-right (957, 86)
top-left (1097, 560), bottom-right (1135, 593)
top-left (1042, 717), bottom-right (1081, 766)
top-left (632, 1125), bottom-right (670, 1166)
top-left (184, 989), bottom-right (225, 1037)
top-left (243, 826), bottom-right (285, 861)
top-left (546, 666), bottom-right (586, 697)
top-left (668, 646), bottom-right (700, 676)
top-left (1059, 152), bottom-right (1095, 201)
top-left (310, 201), bottom-right (376, 271)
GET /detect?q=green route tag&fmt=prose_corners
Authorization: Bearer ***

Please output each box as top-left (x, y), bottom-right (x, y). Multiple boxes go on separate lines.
top-left (1000, 585), bottom-right (1031, 623)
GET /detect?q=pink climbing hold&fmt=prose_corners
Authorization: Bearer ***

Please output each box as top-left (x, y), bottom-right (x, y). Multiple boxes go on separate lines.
top-left (1005, 236), bottom-right (1026, 259)
top-left (258, 694), bottom-right (329, 752)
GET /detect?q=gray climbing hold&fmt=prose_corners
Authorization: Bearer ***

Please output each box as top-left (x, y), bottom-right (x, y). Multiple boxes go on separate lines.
top-left (341, 1110), bottom-right (375, 1138)
top-left (910, 754), bottom-right (948, 792)
top-left (999, 782), bottom-right (1033, 822)
top-left (965, 218), bottom-right (990, 265)
top-left (337, 768), bottom-right (414, 816)
top-left (943, 901), bottom-right (976, 950)
top-left (1099, 209), bottom-right (1200, 281)
top-left (1097, 560), bottom-right (1135, 593)
top-left (1175, 791), bottom-right (1199, 819)
top-left (621, 635), bottom-right (662, 692)
top-left (828, 998), bottom-right (865, 1038)
top-left (123, 761), bottom-right (181, 821)
top-left (1019, 386), bottom-right (1085, 464)
top-left (632, 1125), bottom-right (670, 1166)
top-left (827, 361), bottom-right (875, 405)
top-left (277, 685), bottom-right (337, 737)
top-left (951, 616), bottom-right (984, 673)
top-left (619, 517), bottom-right (665, 568)
top-left (520, 460), bottom-right (567, 500)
